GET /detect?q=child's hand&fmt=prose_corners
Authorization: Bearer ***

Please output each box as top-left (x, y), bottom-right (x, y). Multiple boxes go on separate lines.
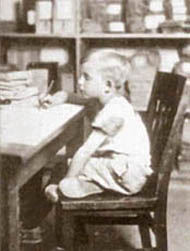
top-left (38, 94), bottom-right (53, 109)
top-left (38, 91), bottom-right (68, 109)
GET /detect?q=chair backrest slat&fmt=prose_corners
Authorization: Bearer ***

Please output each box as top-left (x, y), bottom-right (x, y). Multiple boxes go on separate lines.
top-left (145, 72), bottom-right (185, 196)
top-left (147, 72), bottom-right (185, 171)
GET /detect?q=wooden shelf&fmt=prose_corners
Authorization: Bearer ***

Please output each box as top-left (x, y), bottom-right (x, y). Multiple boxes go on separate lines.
top-left (1, 32), bottom-right (190, 40)
top-left (0, 33), bottom-right (76, 39)
top-left (80, 33), bottom-right (190, 39)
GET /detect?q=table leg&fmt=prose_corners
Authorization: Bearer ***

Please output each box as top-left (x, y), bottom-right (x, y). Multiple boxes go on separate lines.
top-left (7, 185), bottom-right (20, 251)
top-left (0, 156), bottom-right (3, 251)
top-left (2, 156), bottom-right (21, 251)
top-left (19, 170), bottom-right (53, 251)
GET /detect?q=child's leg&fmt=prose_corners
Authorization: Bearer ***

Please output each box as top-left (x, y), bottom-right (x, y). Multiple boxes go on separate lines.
top-left (44, 157), bottom-right (69, 203)
top-left (20, 170), bottom-right (53, 229)
top-left (58, 176), bottom-right (103, 198)
top-left (120, 163), bottom-right (153, 194)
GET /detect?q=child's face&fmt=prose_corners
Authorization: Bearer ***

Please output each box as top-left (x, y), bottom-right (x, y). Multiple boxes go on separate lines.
top-left (79, 61), bottom-right (105, 99)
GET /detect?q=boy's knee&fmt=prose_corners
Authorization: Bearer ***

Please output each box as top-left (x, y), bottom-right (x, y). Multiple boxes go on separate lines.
top-left (58, 177), bottom-right (82, 198)
top-left (59, 178), bottom-right (72, 193)
top-left (121, 171), bottom-right (147, 195)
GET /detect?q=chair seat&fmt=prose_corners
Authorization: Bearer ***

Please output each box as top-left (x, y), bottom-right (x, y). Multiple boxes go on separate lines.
top-left (60, 192), bottom-right (158, 212)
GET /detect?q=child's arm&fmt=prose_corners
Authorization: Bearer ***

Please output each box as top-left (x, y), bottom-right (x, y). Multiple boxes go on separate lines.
top-left (39, 90), bottom-right (98, 112)
top-left (38, 90), bottom-right (68, 108)
top-left (66, 128), bottom-right (107, 177)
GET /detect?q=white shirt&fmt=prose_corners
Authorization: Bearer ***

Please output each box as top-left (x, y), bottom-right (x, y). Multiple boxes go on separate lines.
top-left (92, 96), bottom-right (151, 165)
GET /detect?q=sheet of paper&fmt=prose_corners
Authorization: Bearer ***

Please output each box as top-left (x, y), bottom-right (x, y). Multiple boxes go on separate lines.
top-left (159, 48), bottom-right (179, 73)
top-left (0, 104), bottom-right (83, 146)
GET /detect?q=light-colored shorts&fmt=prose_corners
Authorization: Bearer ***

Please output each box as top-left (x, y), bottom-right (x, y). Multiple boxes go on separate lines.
top-left (58, 154), bottom-right (153, 198)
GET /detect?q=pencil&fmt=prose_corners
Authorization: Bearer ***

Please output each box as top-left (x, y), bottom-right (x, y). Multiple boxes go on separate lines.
top-left (45, 80), bottom-right (55, 96)
top-left (38, 80), bottom-right (55, 108)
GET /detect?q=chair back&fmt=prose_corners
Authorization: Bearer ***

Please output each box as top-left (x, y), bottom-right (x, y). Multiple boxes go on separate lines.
top-left (145, 72), bottom-right (186, 196)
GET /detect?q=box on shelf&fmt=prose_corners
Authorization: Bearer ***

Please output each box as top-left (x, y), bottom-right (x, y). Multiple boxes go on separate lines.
top-left (26, 10), bottom-right (36, 33)
top-left (35, 0), bottom-right (52, 34)
top-left (159, 20), bottom-right (187, 33)
top-left (125, 0), bottom-right (148, 33)
top-left (7, 45), bottom-right (40, 70)
top-left (145, 14), bottom-right (165, 32)
top-left (21, 0), bottom-right (36, 32)
top-left (144, 0), bottom-right (166, 33)
top-left (39, 45), bottom-right (69, 66)
top-left (83, 0), bottom-right (124, 33)
top-left (52, 0), bottom-right (75, 34)
top-left (173, 42), bottom-right (190, 107)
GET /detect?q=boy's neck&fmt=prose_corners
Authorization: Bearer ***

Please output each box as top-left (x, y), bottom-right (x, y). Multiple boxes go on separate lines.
top-left (99, 93), bottom-right (121, 105)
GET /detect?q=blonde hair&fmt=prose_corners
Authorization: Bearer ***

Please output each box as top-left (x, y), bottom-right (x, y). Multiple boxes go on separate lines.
top-left (83, 49), bottom-right (131, 96)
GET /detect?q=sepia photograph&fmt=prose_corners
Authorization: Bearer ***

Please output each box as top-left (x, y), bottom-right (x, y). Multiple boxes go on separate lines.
top-left (0, 0), bottom-right (190, 250)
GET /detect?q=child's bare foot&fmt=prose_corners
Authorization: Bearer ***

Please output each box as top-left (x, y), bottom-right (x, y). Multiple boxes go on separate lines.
top-left (45, 184), bottom-right (59, 203)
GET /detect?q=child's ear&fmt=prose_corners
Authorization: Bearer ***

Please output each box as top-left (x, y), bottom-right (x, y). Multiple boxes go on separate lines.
top-left (104, 80), bottom-right (113, 94)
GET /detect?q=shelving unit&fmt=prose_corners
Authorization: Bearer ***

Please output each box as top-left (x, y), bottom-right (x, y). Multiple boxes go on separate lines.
top-left (0, 0), bottom-right (189, 103)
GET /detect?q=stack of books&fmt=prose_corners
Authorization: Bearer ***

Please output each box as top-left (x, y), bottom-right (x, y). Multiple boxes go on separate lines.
top-left (0, 71), bottom-right (38, 102)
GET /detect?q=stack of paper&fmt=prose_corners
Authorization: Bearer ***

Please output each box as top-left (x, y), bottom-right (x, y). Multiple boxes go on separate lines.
top-left (129, 68), bottom-right (157, 111)
top-left (159, 48), bottom-right (179, 72)
top-left (0, 71), bottom-right (38, 101)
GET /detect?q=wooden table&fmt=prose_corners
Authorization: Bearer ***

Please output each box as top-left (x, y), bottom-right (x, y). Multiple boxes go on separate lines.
top-left (0, 103), bottom-right (86, 251)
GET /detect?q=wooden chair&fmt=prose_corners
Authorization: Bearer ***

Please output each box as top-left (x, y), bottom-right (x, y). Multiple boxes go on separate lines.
top-left (54, 72), bottom-right (186, 251)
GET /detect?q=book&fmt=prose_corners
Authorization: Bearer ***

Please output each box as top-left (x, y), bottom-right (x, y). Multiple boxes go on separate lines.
top-left (0, 71), bottom-right (32, 81)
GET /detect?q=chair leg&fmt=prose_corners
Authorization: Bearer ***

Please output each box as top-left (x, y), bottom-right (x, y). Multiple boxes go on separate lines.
top-left (74, 218), bottom-right (89, 251)
top-left (139, 225), bottom-right (152, 248)
top-left (154, 223), bottom-right (168, 251)
top-left (55, 204), bottom-right (75, 251)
